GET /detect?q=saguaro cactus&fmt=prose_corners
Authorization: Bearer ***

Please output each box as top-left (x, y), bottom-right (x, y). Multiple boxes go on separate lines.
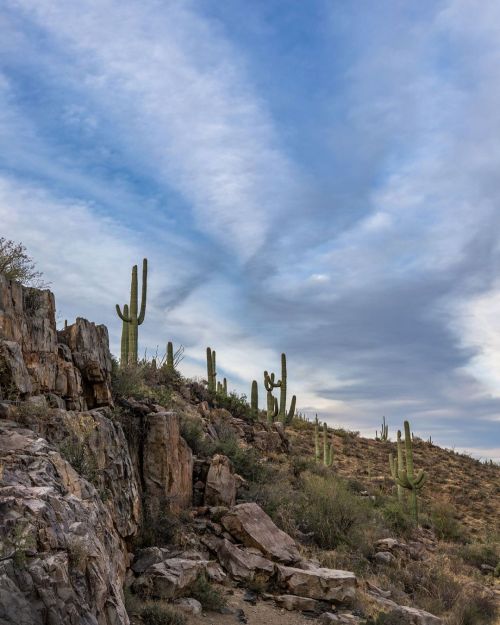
top-left (278, 353), bottom-right (297, 425)
top-left (323, 422), bottom-right (333, 467)
top-left (166, 341), bottom-right (174, 371)
top-left (206, 347), bottom-right (217, 392)
top-left (120, 304), bottom-right (129, 365)
top-left (116, 258), bottom-right (148, 366)
top-left (314, 415), bottom-right (321, 461)
top-left (389, 430), bottom-right (404, 502)
top-left (251, 380), bottom-right (258, 418)
top-left (389, 420), bottom-right (426, 524)
top-left (264, 371), bottom-right (280, 423)
top-left (376, 416), bottom-right (389, 441)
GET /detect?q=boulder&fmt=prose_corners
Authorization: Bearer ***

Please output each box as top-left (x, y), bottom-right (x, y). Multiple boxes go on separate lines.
top-left (204, 454), bottom-right (237, 507)
top-left (210, 537), bottom-right (274, 582)
top-left (175, 598), bottom-right (203, 615)
top-left (133, 558), bottom-right (207, 599)
top-left (276, 564), bottom-right (356, 603)
top-left (368, 593), bottom-right (443, 624)
top-left (221, 502), bottom-right (301, 563)
top-left (275, 595), bottom-right (322, 612)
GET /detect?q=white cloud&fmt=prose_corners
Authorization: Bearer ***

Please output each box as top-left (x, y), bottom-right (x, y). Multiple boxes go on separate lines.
top-left (5, 0), bottom-right (299, 260)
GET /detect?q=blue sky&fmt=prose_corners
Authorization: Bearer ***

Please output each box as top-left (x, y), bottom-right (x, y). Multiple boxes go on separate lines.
top-left (1, 0), bottom-right (500, 459)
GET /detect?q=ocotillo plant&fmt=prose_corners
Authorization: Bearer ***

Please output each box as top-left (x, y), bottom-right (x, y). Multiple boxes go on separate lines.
top-left (120, 303), bottom-right (129, 365)
top-left (278, 353), bottom-right (297, 425)
top-left (116, 258), bottom-right (148, 366)
top-left (206, 347), bottom-right (217, 392)
top-left (376, 416), bottom-right (389, 441)
top-left (264, 371), bottom-right (280, 423)
top-left (389, 420), bottom-right (426, 524)
top-left (389, 430), bottom-right (404, 502)
top-left (250, 380), bottom-right (258, 418)
top-left (323, 422), bottom-right (333, 467)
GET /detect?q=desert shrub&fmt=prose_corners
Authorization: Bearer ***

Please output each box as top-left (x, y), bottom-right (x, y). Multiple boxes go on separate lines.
top-left (447, 591), bottom-right (497, 625)
top-left (215, 436), bottom-right (270, 483)
top-left (296, 472), bottom-right (373, 549)
top-left (190, 573), bottom-right (226, 611)
top-left (380, 500), bottom-right (414, 537)
top-left (135, 501), bottom-right (183, 549)
top-left (139, 602), bottom-right (186, 625)
top-left (214, 391), bottom-right (253, 421)
top-left (111, 360), bottom-right (147, 398)
top-left (0, 237), bottom-right (45, 287)
top-left (430, 502), bottom-right (466, 542)
top-left (179, 415), bottom-right (206, 455)
top-left (456, 540), bottom-right (499, 569)
top-left (363, 612), bottom-right (408, 625)
top-left (15, 400), bottom-right (52, 426)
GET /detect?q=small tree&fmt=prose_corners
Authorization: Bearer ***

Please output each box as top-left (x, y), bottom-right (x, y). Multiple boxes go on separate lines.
top-left (0, 238), bottom-right (45, 287)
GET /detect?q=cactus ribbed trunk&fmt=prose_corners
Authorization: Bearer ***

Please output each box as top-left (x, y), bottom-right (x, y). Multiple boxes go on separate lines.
top-left (206, 347), bottom-right (216, 392)
top-left (279, 353), bottom-right (287, 421)
top-left (251, 380), bottom-right (258, 418)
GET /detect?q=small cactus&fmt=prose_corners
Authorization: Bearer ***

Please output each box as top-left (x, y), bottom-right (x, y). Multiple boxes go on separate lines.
top-left (116, 258), bottom-right (148, 366)
top-left (251, 381), bottom-right (258, 418)
top-left (376, 416), bottom-right (389, 441)
top-left (206, 347), bottom-right (217, 392)
top-left (389, 420), bottom-right (426, 524)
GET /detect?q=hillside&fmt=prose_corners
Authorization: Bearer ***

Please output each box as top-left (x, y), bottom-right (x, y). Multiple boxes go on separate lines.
top-left (0, 276), bottom-right (498, 625)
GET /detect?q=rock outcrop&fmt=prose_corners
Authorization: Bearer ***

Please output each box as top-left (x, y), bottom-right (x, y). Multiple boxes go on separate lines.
top-left (0, 275), bottom-right (112, 410)
top-left (0, 420), bottom-right (129, 625)
top-left (204, 454), bottom-right (237, 507)
top-left (142, 411), bottom-right (193, 515)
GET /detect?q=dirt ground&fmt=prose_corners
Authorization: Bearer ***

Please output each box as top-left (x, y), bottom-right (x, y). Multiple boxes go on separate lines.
top-left (186, 588), bottom-right (327, 625)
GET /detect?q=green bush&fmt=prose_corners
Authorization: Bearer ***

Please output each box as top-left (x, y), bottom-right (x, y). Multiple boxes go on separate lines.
top-left (457, 540), bottom-right (499, 569)
top-left (214, 391), bottom-right (253, 421)
top-left (429, 502), bottom-right (466, 542)
top-left (179, 415), bottom-right (206, 455)
top-left (447, 592), bottom-right (497, 625)
top-left (139, 602), bottom-right (186, 625)
top-left (190, 573), bottom-right (226, 611)
top-left (296, 472), bottom-right (372, 549)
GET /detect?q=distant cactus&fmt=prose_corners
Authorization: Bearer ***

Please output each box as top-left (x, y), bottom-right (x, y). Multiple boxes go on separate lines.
top-left (116, 258), bottom-right (148, 366)
top-left (264, 371), bottom-right (280, 423)
top-left (314, 415), bottom-right (321, 461)
top-left (376, 416), bottom-right (389, 441)
top-left (389, 420), bottom-right (426, 524)
top-left (206, 347), bottom-right (217, 392)
top-left (166, 341), bottom-right (174, 370)
top-left (251, 380), bottom-right (258, 418)
top-left (323, 422), bottom-right (333, 467)
top-left (223, 377), bottom-right (228, 396)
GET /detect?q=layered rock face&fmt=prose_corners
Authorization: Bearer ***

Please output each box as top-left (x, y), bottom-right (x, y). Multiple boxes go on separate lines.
top-left (0, 275), bottom-right (112, 410)
top-left (0, 421), bottom-right (130, 625)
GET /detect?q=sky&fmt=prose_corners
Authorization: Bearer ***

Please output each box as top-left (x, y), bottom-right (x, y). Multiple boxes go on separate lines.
top-left (1, 0), bottom-right (500, 460)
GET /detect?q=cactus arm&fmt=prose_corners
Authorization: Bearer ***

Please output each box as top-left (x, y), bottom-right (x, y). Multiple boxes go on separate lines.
top-left (116, 304), bottom-right (131, 322)
top-left (137, 258), bottom-right (148, 325)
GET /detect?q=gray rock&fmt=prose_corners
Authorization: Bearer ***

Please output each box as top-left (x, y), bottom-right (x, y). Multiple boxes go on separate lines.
top-left (175, 597), bottom-right (203, 615)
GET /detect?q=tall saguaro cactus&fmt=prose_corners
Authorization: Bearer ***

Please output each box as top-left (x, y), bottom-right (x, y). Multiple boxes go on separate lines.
top-left (264, 371), bottom-right (280, 423)
top-left (323, 422), bottom-right (333, 467)
top-left (116, 258), bottom-right (148, 366)
top-left (251, 381), bottom-right (258, 418)
top-left (206, 347), bottom-right (217, 392)
top-left (389, 420), bottom-right (426, 524)
top-left (278, 353), bottom-right (297, 425)
top-left (389, 430), bottom-right (404, 502)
